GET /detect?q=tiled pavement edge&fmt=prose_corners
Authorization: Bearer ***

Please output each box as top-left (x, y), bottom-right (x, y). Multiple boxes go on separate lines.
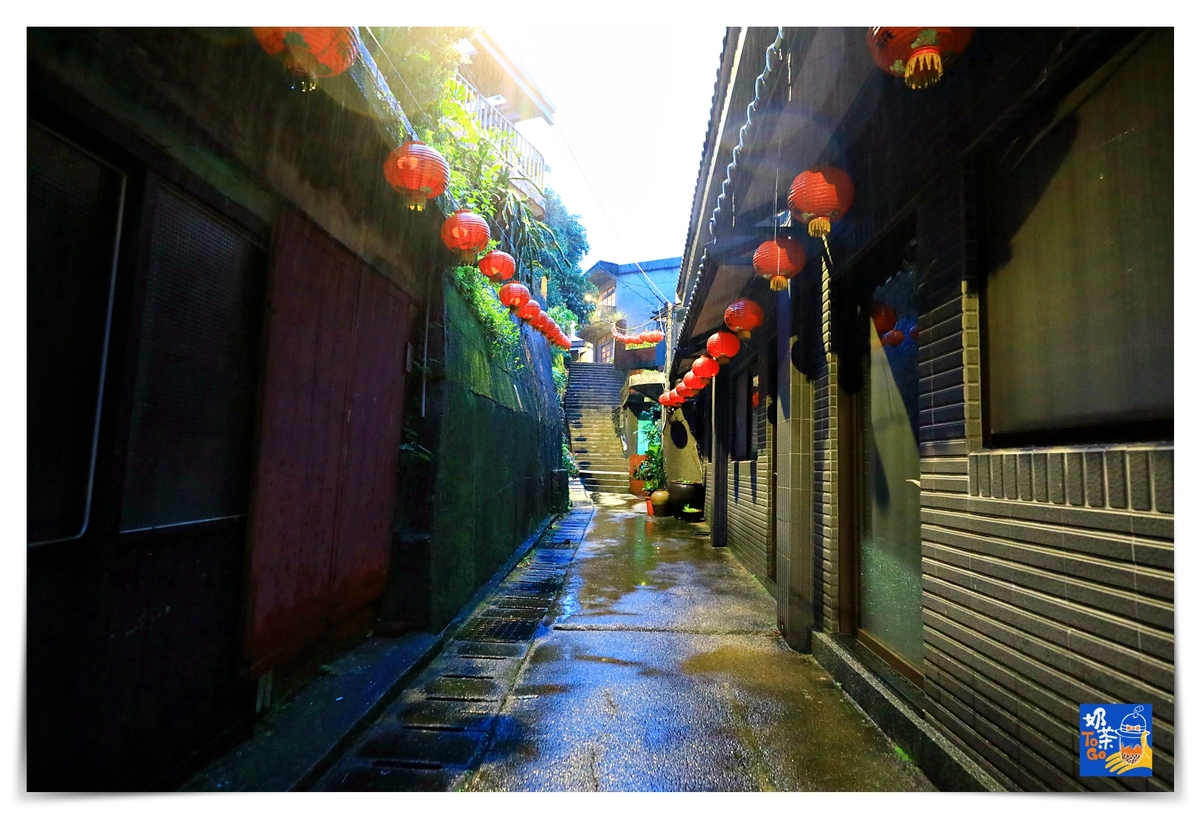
top-left (312, 485), bottom-right (598, 791)
top-left (183, 483), bottom-right (590, 792)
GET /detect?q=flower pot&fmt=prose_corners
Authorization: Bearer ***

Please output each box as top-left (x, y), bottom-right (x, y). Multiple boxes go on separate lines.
top-left (630, 478), bottom-right (646, 496)
top-left (678, 508), bottom-right (705, 523)
top-left (668, 481), bottom-right (704, 517)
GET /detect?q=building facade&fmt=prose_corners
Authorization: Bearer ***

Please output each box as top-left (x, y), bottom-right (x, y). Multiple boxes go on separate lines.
top-left (671, 27), bottom-right (1173, 791)
top-left (582, 256), bottom-right (678, 366)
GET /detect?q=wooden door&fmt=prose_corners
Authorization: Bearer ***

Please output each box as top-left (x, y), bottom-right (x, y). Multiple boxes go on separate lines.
top-left (245, 210), bottom-right (412, 673)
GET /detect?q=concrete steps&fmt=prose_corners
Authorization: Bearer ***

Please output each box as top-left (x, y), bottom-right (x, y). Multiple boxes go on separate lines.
top-left (564, 363), bottom-right (630, 496)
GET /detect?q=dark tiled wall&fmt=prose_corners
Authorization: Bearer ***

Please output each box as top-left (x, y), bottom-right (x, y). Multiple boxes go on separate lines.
top-left (727, 417), bottom-right (775, 590)
top-left (913, 172), bottom-right (1174, 791)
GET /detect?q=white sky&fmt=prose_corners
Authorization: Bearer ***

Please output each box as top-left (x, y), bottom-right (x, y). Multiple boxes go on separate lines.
top-left (488, 26), bottom-right (726, 272)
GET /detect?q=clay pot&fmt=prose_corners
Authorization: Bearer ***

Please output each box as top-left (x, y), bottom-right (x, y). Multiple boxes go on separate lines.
top-left (650, 489), bottom-right (671, 516)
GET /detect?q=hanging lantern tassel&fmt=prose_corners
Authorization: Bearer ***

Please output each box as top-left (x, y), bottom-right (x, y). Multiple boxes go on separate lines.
top-left (907, 47), bottom-right (943, 89)
top-left (867, 28), bottom-right (975, 91)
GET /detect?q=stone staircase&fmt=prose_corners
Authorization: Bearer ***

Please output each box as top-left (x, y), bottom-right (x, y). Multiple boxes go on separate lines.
top-left (564, 362), bottom-right (630, 495)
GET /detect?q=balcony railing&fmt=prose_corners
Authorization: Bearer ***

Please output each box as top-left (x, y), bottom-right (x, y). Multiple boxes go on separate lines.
top-left (452, 74), bottom-right (546, 211)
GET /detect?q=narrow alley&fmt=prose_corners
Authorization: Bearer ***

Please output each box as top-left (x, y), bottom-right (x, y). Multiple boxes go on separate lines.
top-left (23, 23), bottom-right (1176, 799)
top-left (312, 485), bottom-right (933, 791)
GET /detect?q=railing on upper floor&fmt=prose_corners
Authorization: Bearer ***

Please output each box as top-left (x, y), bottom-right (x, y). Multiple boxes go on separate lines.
top-left (452, 74), bottom-right (546, 211)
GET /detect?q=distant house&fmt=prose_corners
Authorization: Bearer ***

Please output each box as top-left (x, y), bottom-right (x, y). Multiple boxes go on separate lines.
top-left (580, 256), bottom-right (679, 367)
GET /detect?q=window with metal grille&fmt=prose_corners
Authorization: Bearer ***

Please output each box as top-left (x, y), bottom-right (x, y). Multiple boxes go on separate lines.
top-left (120, 185), bottom-right (265, 531)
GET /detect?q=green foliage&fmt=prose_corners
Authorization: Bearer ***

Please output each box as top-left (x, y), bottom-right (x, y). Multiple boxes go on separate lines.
top-left (398, 426), bottom-right (433, 463)
top-left (540, 190), bottom-right (596, 322)
top-left (552, 365), bottom-right (568, 397)
top-left (562, 441), bottom-right (579, 478)
top-left (548, 303), bottom-right (580, 336)
top-left (368, 27), bottom-right (477, 116)
top-left (450, 265), bottom-right (521, 368)
top-left (371, 36), bottom-right (594, 368)
top-left (633, 424), bottom-right (666, 491)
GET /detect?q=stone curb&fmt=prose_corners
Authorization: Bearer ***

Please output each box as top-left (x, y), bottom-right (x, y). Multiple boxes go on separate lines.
top-left (811, 631), bottom-right (1008, 793)
top-left (182, 510), bottom-right (567, 793)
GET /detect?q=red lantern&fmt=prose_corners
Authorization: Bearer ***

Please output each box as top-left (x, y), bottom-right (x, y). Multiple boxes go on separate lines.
top-left (441, 209), bottom-right (490, 261)
top-left (637, 331), bottom-right (654, 344)
top-left (516, 300), bottom-right (541, 322)
top-left (498, 282), bottom-right (531, 311)
top-left (752, 237), bottom-right (807, 291)
top-left (707, 331), bottom-right (741, 365)
top-left (478, 250), bottom-right (516, 283)
top-left (724, 299), bottom-right (764, 340)
top-left (883, 329), bottom-right (905, 346)
top-left (683, 371), bottom-right (709, 392)
top-left (531, 313), bottom-right (550, 333)
top-left (871, 303), bottom-right (897, 335)
top-left (788, 166), bottom-right (855, 238)
top-left (647, 329), bottom-right (665, 344)
top-left (252, 27), bottom-right (358, 90)
top-left (692, 355), bottom-right (720, 379)
top-left (868, 28), bottom-right (975, 90)
top-left (910, 326), bottom-right (919, 342)
top-left (675, 384), bottom-right (696, 399)
top-left (383, 141), bottom-right (449, 212)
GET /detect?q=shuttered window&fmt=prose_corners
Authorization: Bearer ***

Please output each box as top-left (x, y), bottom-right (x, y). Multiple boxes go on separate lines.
top-left (120, 185), bottom-right (266, 531)
top-left (27, 123), bottom-right (124, 544)
top-left (982, 30), bottom-right (1172, 444)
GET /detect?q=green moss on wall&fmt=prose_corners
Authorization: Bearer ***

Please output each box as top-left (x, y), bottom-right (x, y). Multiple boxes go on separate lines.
top-left (427, 281), bottom-right (564, 628)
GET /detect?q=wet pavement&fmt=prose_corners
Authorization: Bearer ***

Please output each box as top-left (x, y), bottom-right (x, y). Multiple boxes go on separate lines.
top-left (316, 490), bottom-right (934, 792)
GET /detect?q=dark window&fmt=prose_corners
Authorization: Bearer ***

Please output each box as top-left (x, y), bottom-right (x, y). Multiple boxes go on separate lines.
top-left (120, 185), bottom-right (265, 531)
top-left (982, 30), bottom-right (1172, 445)
top-left (27, 122), bottom-right (125, 544)
top-left (731, 363), bottom-right (760, 461)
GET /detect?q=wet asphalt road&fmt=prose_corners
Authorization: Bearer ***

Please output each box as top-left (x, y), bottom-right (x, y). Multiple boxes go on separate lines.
top-left (318, 489), bottom-right (933, 792)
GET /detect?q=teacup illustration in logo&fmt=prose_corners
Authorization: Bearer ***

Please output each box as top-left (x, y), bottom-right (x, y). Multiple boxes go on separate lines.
top-left (1117, 706), bottom-right (1149, 766)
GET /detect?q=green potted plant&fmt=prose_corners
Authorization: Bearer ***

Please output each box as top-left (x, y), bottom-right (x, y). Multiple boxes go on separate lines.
top-left (678, 504), bottom-right (704, 523)
top-left (633, 425), bottom-right (669, 515)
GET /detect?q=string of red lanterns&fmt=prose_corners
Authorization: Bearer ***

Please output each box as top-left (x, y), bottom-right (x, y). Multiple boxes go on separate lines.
top-left (613, 327), bottom-right (665, 346)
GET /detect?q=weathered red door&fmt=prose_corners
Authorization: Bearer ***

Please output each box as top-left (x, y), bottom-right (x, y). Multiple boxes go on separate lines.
top-left (245, 210), bottom-right (412, 673)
